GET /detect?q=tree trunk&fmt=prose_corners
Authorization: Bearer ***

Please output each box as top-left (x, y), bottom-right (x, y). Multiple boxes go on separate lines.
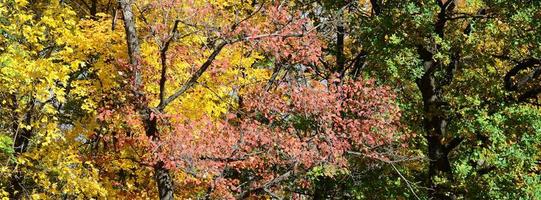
top-left (417, 2), bottom-right (459, 198)
top-left (417, 72), bottom-right (453, 199)
top-left (155, 161), bottom-right (174, 200)
top-left (119, 1), bottom-right (174, 199)
top-left (119, 0), bottom-right (142, 88)
top-left (416, 46), bottom-right (455, 199)
top-left (8, 94), bottom-right (34, 199)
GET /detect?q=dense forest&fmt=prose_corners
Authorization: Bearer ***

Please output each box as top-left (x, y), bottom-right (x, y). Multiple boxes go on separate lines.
top-left (0, 0), bottom-right (540, 199)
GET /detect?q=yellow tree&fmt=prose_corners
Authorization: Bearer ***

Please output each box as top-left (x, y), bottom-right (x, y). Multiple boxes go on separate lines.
top-left (0, 0), bottom-right (106, 198)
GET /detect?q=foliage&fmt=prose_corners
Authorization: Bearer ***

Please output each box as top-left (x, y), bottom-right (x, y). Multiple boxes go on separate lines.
top-left (1, 0), bottom-right (540, 199)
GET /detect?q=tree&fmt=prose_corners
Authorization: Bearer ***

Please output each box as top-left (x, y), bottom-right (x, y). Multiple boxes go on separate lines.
top-left (3, 0), bottom-right (539, 199)
top-left (304, 0), bottom-right (541, 198)
top-left (0, 0), bottom-right (106, 198)
top-left (96, 0), bottom-right (325, 198)
top-left (137, 79), bottom-right (403, 198)
top-left (92, 0), bottom-right (405, 198)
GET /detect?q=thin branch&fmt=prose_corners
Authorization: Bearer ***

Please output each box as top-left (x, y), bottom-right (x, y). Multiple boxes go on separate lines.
top-left (390, 162), bottom-right (421, 200)
top-left (199, 151), bottom-right (263, 162)
top-left (236, 170), bottom-right (293, 199)
top-left (264, 188), bottom-right (283, 200)
top-left (446, 13), bottom-right (493, 20)
top-left (265, 63), bottom-right (283, 91)
top-left (231, 1), bottom-right (266, 31)
top-left (443, 0), bottom-right (456, 10)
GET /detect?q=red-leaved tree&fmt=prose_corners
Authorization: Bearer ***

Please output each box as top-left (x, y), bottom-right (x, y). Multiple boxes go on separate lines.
top-left (137, 79), bottom-right (403, 198)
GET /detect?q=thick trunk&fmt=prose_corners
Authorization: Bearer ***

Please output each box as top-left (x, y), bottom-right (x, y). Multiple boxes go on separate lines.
top-left (119, 1), bottom-right (174, 199)
top-left (143, 111), bottom-right (174, 199)
top-left (155, 161), bottom-right (174, 200)
top-left (417, 2), bottom-right (459, 198)
top-left (417, 56), bottom-right (454, 199)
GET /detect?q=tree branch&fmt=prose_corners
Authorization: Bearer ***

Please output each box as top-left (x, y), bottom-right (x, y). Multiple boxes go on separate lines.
top-left (157, 41), bottom-right (229, 111)
top-left (158, 20), bottom-right (182, 105)
top-left (444, 136), bottom-right (463, 153)
top-left (504, 58), bottom-right (540, 91)
top-left (236, 171), bottom-right (293, 199)
top-left (519, 87), bottom-right (541, 102)
top-left (369, 0), bottom-right (381, 16)
top-left (156, 28), bottom-right (314, 111)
